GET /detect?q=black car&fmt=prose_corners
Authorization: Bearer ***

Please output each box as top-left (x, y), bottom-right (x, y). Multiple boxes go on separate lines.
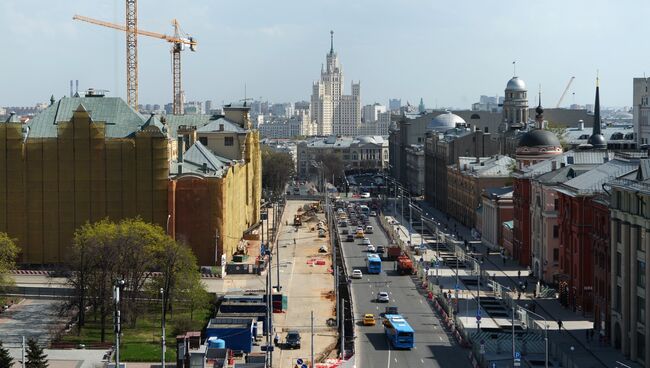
top-left (285, 330), bottom-right (301, 349)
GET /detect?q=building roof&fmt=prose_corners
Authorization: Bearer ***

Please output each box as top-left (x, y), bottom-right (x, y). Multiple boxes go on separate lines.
top-left (27, 96), bottom-right (153, 138)
top-left (565, 125), bottom-right (635, 144)
top-left (558, 157), bottom-right (640, 195)
top-left (506, 76), bottom-right (526, 92)
top-left (503, 220), bottom-right (514, 229)
top-left (427, 111), bottom-right (466, 131)
top-left (534, 164), bottom-right (598, 185)
top-left (196, 116), bottom-right (247, 134)
top-left (484, 186), bottom-right (513, 198)
top-left (171, 141), bottom-right (231, 177)
top-left (515, 150), bottom-right (615, 179)
top-left (457, 155), bottom-right (515, 177)
top-left (302, 135), bottom-right (387, 149)
top-left (517, 129), bottom-right (561, 148)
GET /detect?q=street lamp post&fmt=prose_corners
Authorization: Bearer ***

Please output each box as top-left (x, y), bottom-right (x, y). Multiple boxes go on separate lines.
top-left (160, 288), bottom-right (165, 368)
top-left (113, 279), bottom-right (125, 368)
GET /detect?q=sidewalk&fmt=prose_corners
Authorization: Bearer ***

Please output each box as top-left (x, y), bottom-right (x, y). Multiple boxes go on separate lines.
top-left (400, 199), bottom-right (640, 368)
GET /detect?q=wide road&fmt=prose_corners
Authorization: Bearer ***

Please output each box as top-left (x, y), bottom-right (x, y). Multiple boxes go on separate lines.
top-left (340, 212), bottom-right (473, 368)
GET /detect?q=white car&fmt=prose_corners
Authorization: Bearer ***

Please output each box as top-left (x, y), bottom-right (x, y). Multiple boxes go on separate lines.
top-left (365, 225), bottom-right (374, 234)
top-left (367, 244), bottom-right (376, 253)
top-left (360, 192), bottom-right (371, 198)
top-left (376, 291), bottom-right (390, 303)
top-left (361, 237), bottom-right (371, 245)
top-left (351, 269), bottom-right (363, 279)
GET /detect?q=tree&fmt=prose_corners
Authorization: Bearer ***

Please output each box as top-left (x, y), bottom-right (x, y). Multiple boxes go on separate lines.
top-left (0, 341), bottom-right (14, 368)
top-left (0, 232), bottom-right (19, 296)
top-left (262, 146), bottom-right (296, 198)
top-left (315, 152), bottom-right (344, 185)
top-left (68, 218), bottom-right (164, 340)
top-left (149, 239), bottom-right (205, 322)
top-left (25, 338), bottom-right (48, 368)
top-left (546, 121), bottom-right (569, 151)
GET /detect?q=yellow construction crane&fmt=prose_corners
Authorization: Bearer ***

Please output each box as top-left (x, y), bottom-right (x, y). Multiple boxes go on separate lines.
top-left (73, 14), bottom-right (197, 115)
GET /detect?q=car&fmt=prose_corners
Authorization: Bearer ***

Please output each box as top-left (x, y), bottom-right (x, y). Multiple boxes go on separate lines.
top-left (351, 269), bottom-right (363, 279)
top-left (363, 314), bottom-right (376, 326)
top-left (355, 229), bottom-right (365, 238)
top-left (319, 245), bottom-right (328, 253)
top-left (369, 211), bottom-right (377, 217)
top-left (365, 225), bottom-right (374, 234)
top-left (341, 229), bottom-right (349, 235)
top-left (367, 244), bottom-right (376, 253)
top-left (360, 192), bottom-right (371, 198)
top-left (339, 221), bottom-right (348, 228)
top-left (376, 291), bottom-right (390, 303)
top-left (361, 237), bottom-right (371, 245)
top-left (285, 330), bottom-right (301, 349)
top-left (346, 234), bottom-right (355, 242)
top-left (376, 245), bottom-right (385, 254)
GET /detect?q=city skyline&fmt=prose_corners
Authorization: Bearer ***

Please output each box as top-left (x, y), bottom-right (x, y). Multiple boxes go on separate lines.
top-left (1, 0), bottom-right (649, 109)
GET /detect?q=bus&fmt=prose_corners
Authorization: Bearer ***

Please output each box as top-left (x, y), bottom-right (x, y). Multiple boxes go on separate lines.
top-left (366, 254), bottom-right (382, 274)
top-left (383, 314), bottom-right (415, 349)
top-left (359, 205), bottom-right (370, 216)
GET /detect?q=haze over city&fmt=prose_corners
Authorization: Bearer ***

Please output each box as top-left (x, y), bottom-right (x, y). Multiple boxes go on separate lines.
top-left (2, 0), bottom-right (648, 108)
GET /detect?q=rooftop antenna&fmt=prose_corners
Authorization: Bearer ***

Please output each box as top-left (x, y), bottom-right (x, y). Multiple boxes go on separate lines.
top-left (645, 72), bottom-right (648, 93)
top-left (512, 60), bottom-right (517, 77)
top-left (330, 30), bottom-right (334, 54)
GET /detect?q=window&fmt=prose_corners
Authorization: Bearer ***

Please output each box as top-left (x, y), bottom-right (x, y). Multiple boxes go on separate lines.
top-left (616, 220), bottom-right (621, 243)
top-left (638, 296), bottom-right (646, 324)
top-left (616, 286), bottom-right (622, 312)
top-left (638, 260), bottom-right (646, 289)
top-left (224, 136), bottom-right (234, 146)
top-left (553, 225), bottom-right (559, 238)
top-left (616, 252), bottom-right (622, 277)
top-left (553, 248), bottom-right (559, 262)
top-left (554, 199), bottom-right (559, 210)
top-left (638, 226), bottom-right (644, 252)
top-left (199, 137), bottom-right (208, 146)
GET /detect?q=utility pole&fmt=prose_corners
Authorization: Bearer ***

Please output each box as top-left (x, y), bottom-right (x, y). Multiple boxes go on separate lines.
top-left (114, 279), bottom-right (125, 368)
top-left (161, 288), bottom-right (166, 368)
top-left (275, 202), bottom-right (281, 292)
top-left (311, 310), bottom-right (314, 368)
top-left (21, 336), bottom-right (25, 368)
top-left (512, 305), bottom-right (516, 363)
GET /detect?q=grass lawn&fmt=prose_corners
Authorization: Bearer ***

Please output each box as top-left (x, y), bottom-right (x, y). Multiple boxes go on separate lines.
top-left (60, 303), bottom-right (211, 362)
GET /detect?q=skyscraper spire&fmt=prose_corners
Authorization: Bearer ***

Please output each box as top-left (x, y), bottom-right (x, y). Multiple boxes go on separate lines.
top-left (535, 85), bottom-right (544, 129)
top-left (330, 30), bottom-right (334, 55)
top-left (587, 73), bottom-right (606, 149)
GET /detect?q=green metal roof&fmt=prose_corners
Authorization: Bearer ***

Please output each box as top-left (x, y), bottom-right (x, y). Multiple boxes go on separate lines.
top-left (27, 96), bottom-right (150, 138)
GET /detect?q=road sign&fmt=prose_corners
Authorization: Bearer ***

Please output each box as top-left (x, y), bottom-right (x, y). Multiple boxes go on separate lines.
top-left (476, 309), bottom-right (482, 321)
top-left (491, 363), bottom-right (496, 368)
top-left (296, 358), bottom-right (304, 365)
top-left (455, 284), bottom-right (460, 292)
top-left (514, 352), bottom-right (521, 359)
top-left (302, 365), bottom-right (308, 368)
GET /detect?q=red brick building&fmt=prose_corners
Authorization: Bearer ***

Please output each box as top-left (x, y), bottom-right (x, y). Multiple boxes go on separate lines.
top-left (512, 177), bottom-right (532, 267)
top-left (591, 196), bottom-right (611, 340)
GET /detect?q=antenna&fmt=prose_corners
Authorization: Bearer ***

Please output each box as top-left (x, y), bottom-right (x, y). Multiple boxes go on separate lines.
top-left (512, 61), bottom-right (516, 77)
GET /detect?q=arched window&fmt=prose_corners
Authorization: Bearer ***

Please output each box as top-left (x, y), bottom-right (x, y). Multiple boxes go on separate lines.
top-left (470, 114), bottom-right (481, 120)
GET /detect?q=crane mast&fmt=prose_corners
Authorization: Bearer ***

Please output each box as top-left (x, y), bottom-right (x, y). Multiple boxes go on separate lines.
top-left (125, 0), bottom-right (138, 109)
top-left (556, 76), bottom-right (575, 108)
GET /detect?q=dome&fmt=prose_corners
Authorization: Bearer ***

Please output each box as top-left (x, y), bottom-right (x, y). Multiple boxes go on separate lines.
top-left (518, 129), bottom-right (561, 148)
top-left (506, 77), bottom-right (526, 92)
top-left (428, 112), bottom-right (466, 131)
top-left (587, 133), bottom-right (607, 149)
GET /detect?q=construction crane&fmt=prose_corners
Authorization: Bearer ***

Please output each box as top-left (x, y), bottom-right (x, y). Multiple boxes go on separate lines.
top-left (73, 14), bottom-right (197, 115)
top-left (556, 76), bottom-right (575, 108)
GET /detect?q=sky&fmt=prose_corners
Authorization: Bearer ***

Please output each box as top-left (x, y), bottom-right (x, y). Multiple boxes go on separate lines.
top-left (1, 0), bottom-right (648, 109)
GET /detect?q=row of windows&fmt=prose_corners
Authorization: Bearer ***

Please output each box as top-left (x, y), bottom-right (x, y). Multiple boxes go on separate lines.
top-left (198, 136), bottom-right (234, 146)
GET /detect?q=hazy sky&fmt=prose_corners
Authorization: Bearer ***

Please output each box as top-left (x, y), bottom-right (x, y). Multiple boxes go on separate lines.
top-left (2, 0), bottom-right (648, 109)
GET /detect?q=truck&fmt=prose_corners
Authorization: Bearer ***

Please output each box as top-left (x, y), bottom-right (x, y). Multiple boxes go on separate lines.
top-left (386, 245), bottom-right (402, 261)
top-left (396, 255), bottom-right (414, 275)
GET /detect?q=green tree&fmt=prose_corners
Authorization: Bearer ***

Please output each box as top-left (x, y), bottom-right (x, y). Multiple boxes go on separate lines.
top-left (68, 218), bottom-right (164, 340)
top-left (546, 121), bottom-right (569, 151)
top-left (25, 338), bottom-right (48, 368)
top-left (0, 341), bottom-right (14, 368)
top-left (315, 152), bottom-right (344, 186)
top-left (0, 232), bottom-right (19, 295)
top-left (262, 146), bottom-right (296, 198)
top-left (149, 238), bottom-right (205, 322)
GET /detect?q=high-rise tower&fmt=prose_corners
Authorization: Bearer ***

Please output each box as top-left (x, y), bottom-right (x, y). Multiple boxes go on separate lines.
top-left (310, 31), bottom-right (361, 136)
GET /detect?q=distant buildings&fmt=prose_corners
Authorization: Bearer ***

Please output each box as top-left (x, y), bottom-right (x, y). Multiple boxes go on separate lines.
top-left (362, 103), bottom-right (387, 123)
top-left (389, 98), bottom-right (401, 112)
top-left (296, 135), bottom-right (388, 177)
top-left (310, 31), bottom-right (361, 137)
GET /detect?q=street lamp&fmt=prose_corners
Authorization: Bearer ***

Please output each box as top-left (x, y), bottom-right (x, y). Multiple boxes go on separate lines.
top-left (113, 279), bottom-right (125, 368)
top-left (160, 288), bottom-right (166, 368)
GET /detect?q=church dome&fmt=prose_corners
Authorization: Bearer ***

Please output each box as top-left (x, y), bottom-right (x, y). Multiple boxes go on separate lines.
top-left (428, 112), bottom-right (466, 131)
top-left (506, 77), bottom-right (527, 92)
top-left (587, 133), bottom-right (607, 148)
top-left (518, 129), bottom-right (560, 148)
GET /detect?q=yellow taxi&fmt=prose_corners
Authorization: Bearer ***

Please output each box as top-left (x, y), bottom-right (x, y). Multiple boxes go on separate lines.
top-left (355, 229), bottom-right (365, 238)
top-left (363, 314), bottom-right (376, 326)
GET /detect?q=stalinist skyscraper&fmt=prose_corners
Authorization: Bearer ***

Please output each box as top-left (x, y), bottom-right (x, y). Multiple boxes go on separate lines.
top-left (310, 31), bottom-right (361, 136)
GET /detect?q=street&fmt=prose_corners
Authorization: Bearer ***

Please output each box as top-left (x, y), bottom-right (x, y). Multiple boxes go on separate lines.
top-left (340, 213), bottom-right (472, 368)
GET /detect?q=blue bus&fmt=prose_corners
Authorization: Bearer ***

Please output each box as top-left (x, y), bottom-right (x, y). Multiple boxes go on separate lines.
top-left (366, 254), bottom-right (382, 274)
top-left (383, 314), bottom-right (415, 349)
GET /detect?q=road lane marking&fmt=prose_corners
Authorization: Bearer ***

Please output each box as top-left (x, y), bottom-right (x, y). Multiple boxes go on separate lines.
top-left (439, 336), bottom-right (443, 341)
